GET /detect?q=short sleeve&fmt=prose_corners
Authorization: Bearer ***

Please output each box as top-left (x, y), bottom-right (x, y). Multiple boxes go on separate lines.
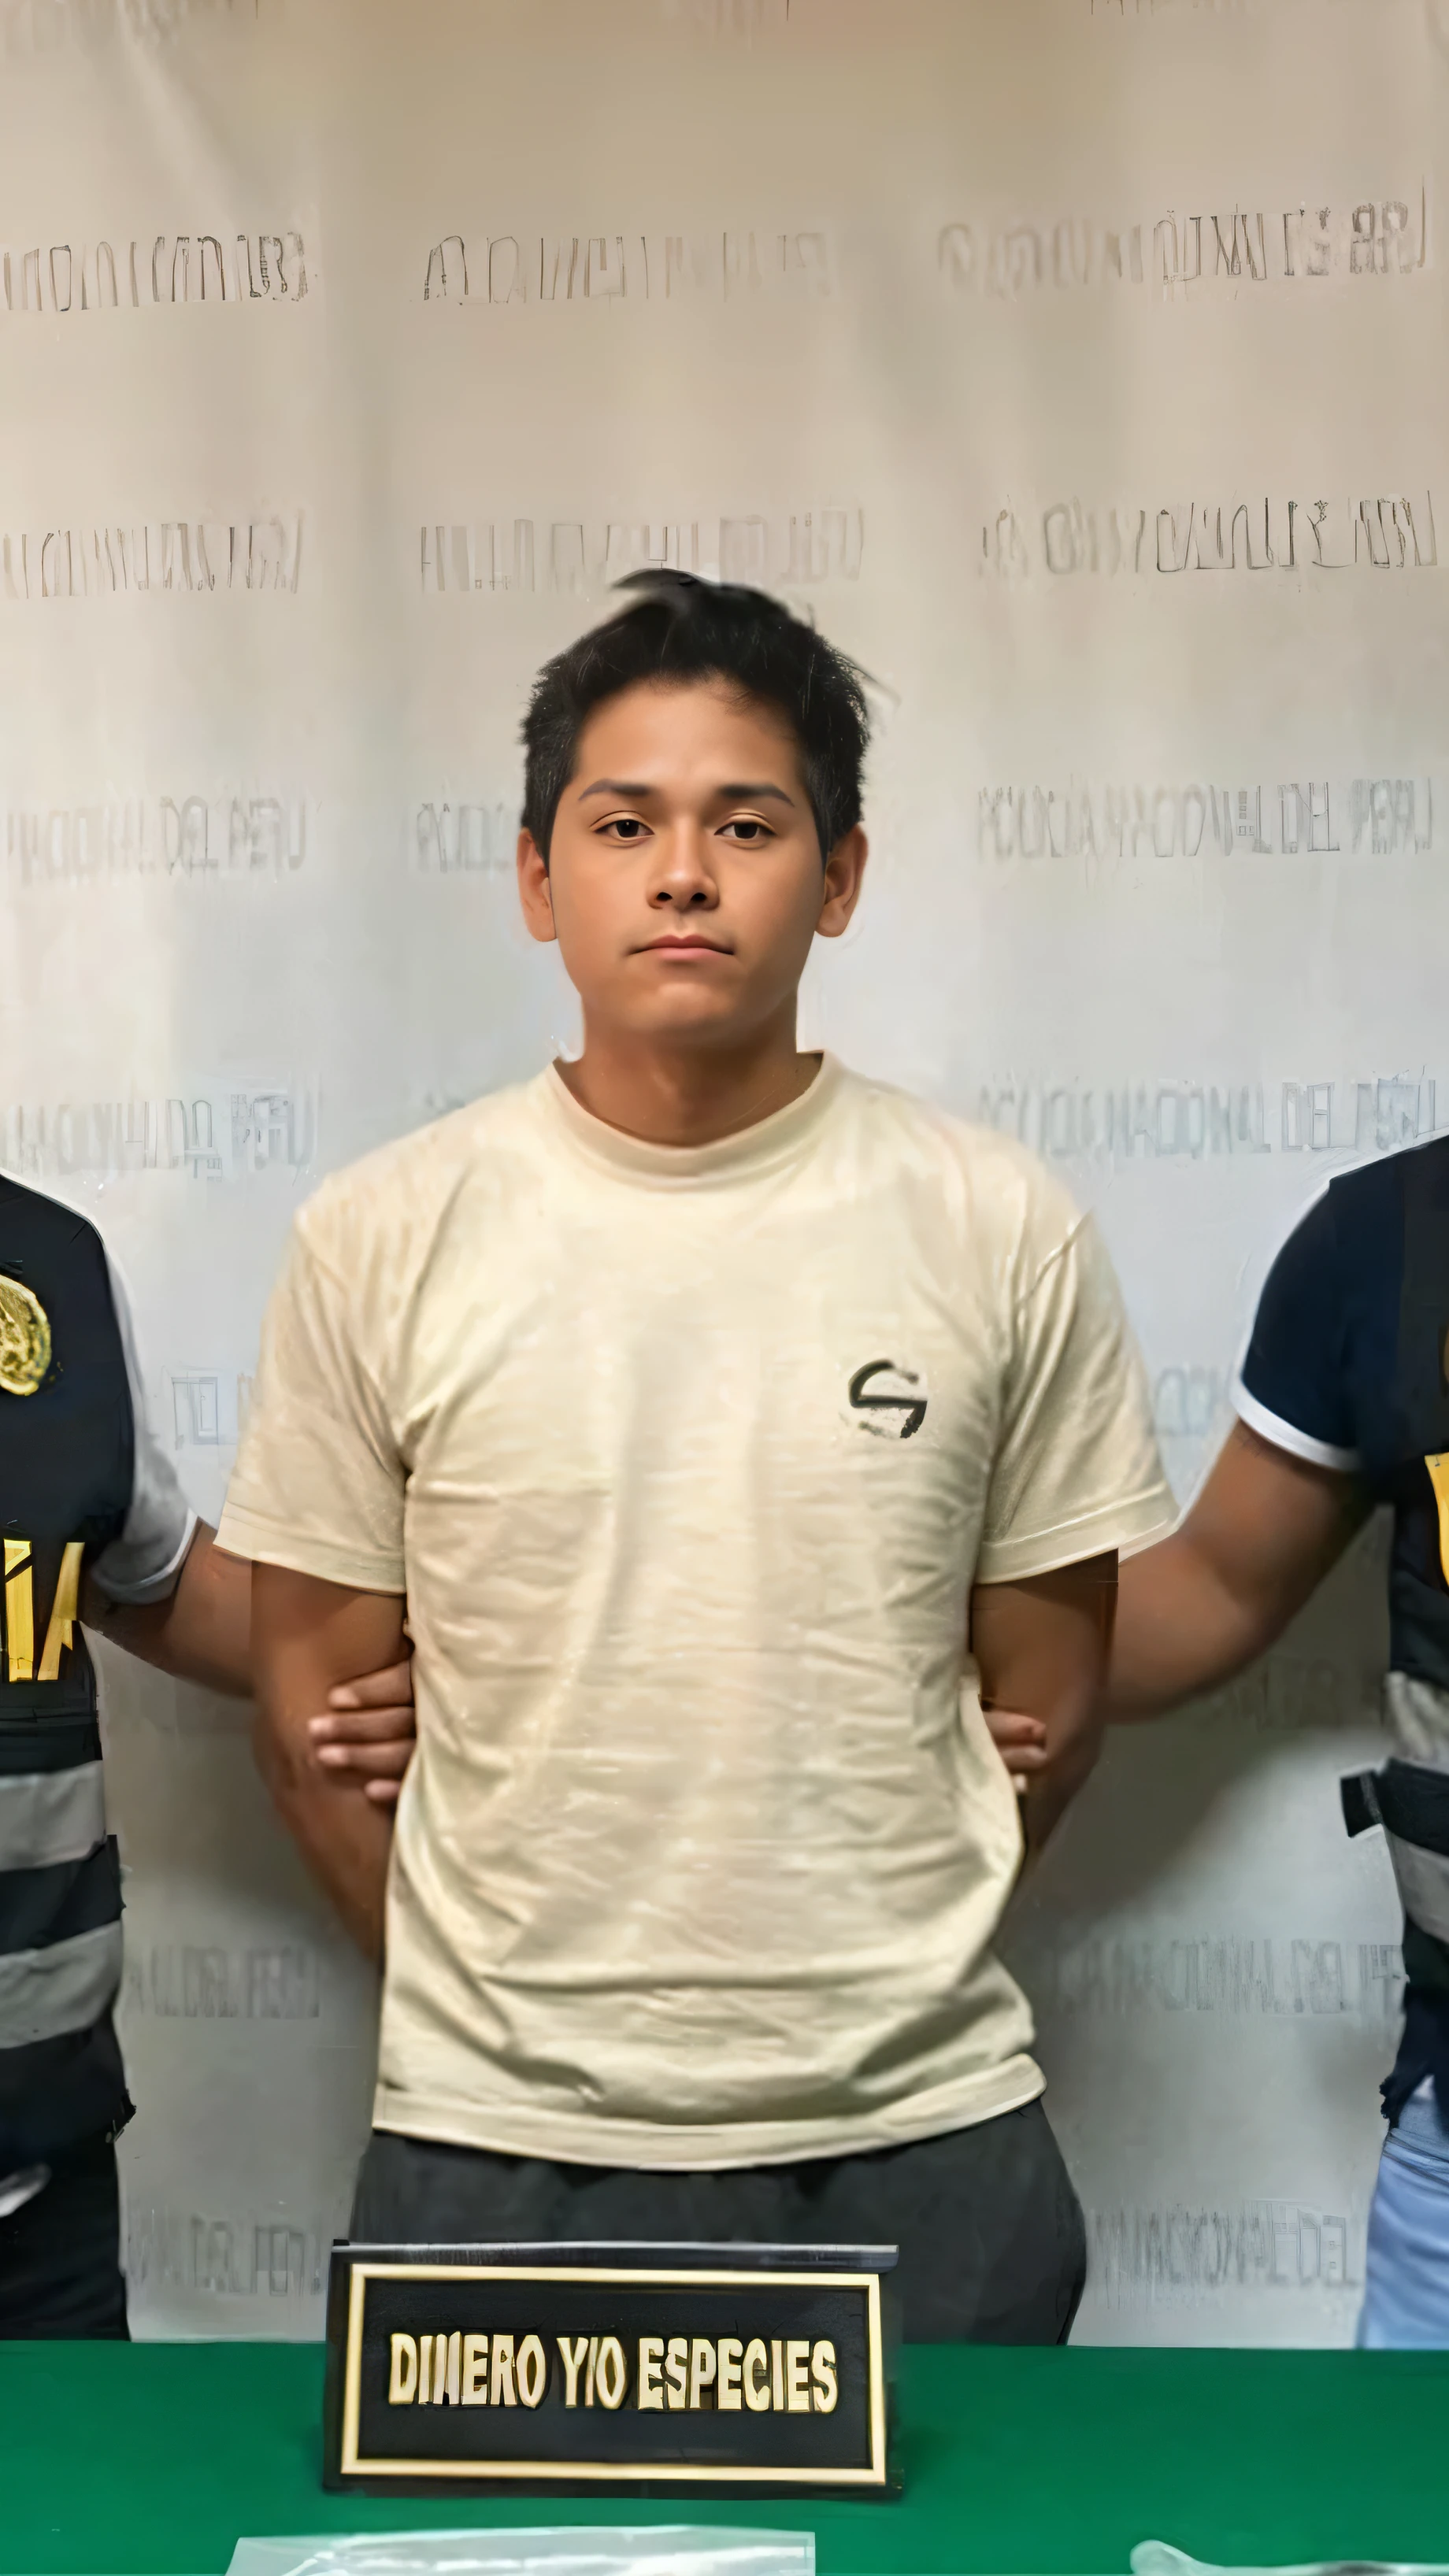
top-left (1234, 1187), bottom-right (1360, 1471)
top-left (976, 1211), bottom-right (1175, 1583)
top-left (217, 1213), bottom-right (406, 1593)
top-left (89, 1255), bottom-right (198, 1605)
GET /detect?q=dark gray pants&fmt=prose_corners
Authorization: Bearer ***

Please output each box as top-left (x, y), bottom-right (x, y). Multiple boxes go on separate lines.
top-left (0, 2135), bottom-right (128, 2340)
top-left (352, 2099), bottom-right (1086, 2345)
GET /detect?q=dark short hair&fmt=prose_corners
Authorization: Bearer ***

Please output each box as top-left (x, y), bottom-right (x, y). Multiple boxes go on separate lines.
top-left (521, 571), bottom-right (869, 861)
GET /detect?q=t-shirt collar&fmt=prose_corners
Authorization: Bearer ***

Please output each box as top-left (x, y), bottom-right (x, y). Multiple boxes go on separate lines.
top-left (536, 1052), bottom-right (843, 1188)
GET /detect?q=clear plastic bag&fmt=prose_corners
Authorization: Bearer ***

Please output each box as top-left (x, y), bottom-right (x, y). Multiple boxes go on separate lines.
top-left (1133, 2543), bottom-right (1449, 2576)
top-left (227, 2528), bottom-right (814, 2576)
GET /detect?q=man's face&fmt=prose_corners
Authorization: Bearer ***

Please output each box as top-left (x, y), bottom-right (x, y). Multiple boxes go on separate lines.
top-left (517, 678), bottom-right (867, 1050)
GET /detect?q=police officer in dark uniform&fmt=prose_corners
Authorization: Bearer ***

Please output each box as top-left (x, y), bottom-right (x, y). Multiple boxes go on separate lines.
top-left (991, 1132), bottom-right (1449, 2345)
top-left (0, 1175), bottom-right (415, 2337)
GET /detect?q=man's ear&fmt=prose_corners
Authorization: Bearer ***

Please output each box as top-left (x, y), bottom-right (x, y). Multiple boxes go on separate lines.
top-left (517, 828), bottom-right (558, 945)
top-left (815, 824), bottom-right (868, 940)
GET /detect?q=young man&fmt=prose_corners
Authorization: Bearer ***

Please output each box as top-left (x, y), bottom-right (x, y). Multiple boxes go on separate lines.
top-left (0, 1186), bottom-right (414, 2336)
top-left (991, 1143), bottom-right (1449, 2345)
top-left (220, 573), bottom-right (1173, 2342)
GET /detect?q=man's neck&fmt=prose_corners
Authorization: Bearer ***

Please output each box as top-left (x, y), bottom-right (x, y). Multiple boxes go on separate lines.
top-left (555, 1026), bottom-right (821, 1148)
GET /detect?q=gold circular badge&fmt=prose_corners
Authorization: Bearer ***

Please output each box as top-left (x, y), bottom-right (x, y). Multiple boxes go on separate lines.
top-left (0, 1274), bottom-right (51, 1398)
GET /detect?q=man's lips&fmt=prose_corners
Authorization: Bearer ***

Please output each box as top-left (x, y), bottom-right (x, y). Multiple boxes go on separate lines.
top-left (637, 935), bottom-right (732, 954)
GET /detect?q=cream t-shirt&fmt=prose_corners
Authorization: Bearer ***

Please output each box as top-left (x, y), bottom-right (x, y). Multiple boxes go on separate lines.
top-left (219, 1057), bottom-right (1173, 2168)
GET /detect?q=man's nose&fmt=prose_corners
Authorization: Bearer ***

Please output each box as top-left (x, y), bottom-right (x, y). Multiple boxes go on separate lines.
top-left (649, 823), bottom-right (719, 905)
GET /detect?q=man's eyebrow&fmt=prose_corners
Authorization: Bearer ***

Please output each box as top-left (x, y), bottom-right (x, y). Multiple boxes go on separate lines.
top-left (575, 779), bottom-right (798, 805)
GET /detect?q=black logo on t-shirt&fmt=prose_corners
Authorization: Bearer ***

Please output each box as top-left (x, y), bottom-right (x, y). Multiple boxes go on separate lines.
top-left (847, 1360), bottom-right (927, 1441)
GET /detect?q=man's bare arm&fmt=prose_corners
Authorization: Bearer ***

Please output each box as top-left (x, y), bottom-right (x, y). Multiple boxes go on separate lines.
top-left (1106, 1421), bottom-right (1367, 1720)
top-left (983, 1423), bottom-right (1369, 1777)
top-left (83, 1523), bottom-right (253, 1696)
top-left (969, 1550), bottom-right (1117, 1852)
top-left (250, 1562), bottom-right (408, 1960)
top-left (83, 1526), bottom-right (419, 1801)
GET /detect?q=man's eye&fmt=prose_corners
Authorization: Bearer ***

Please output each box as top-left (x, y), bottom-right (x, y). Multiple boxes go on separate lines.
top-left (724, 818), bottom-right (770, 842)
top-left (605, 816), bottom-right (647, 840)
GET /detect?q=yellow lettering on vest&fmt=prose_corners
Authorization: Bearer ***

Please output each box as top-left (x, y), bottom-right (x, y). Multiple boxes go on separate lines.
top-left (4, 1540), bottom-right (34, 1682)
top-left (36, 1542), bottom-right (83, 1682)
top-left (1427, 1454), bottom-right (1449, 1586)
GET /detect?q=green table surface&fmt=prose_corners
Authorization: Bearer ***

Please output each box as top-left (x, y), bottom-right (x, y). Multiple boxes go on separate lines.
top-left (4, 2344), bottom-right (1448, 2574)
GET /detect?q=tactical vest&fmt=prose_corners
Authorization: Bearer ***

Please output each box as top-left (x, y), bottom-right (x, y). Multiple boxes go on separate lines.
top-left (1343, 1134), bottom-right (1449, 2007)
top-left (0, 1177), bottom-right (135, 2167)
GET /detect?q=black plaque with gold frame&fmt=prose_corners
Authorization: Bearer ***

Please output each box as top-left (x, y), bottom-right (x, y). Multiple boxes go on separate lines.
top-left (324, 2240), bottom-right (898, 2499)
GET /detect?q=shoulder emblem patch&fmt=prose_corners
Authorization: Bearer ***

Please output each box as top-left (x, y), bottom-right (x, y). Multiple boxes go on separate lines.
top-left (0, 1273), bottom-right (52, 1397)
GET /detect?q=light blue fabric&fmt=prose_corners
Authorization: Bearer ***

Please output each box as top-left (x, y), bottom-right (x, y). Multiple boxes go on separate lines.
top-left (1357, 2077), bottom-right (1449, 2348)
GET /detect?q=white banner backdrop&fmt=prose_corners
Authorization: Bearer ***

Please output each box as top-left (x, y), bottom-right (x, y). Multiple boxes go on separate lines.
top-left (2, 0), bottom-right (1441, 2341)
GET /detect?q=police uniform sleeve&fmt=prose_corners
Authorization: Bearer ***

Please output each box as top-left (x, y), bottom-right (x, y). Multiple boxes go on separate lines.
top-left (976, 1201), bottom-right (1176, 1584)
top-left (87, 1255), bottom-right (198, 1604)
top-left (1233, 1186), bottom-right (1360, 1471)
top-left (217, 1207), bottom-right (406, 1593)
